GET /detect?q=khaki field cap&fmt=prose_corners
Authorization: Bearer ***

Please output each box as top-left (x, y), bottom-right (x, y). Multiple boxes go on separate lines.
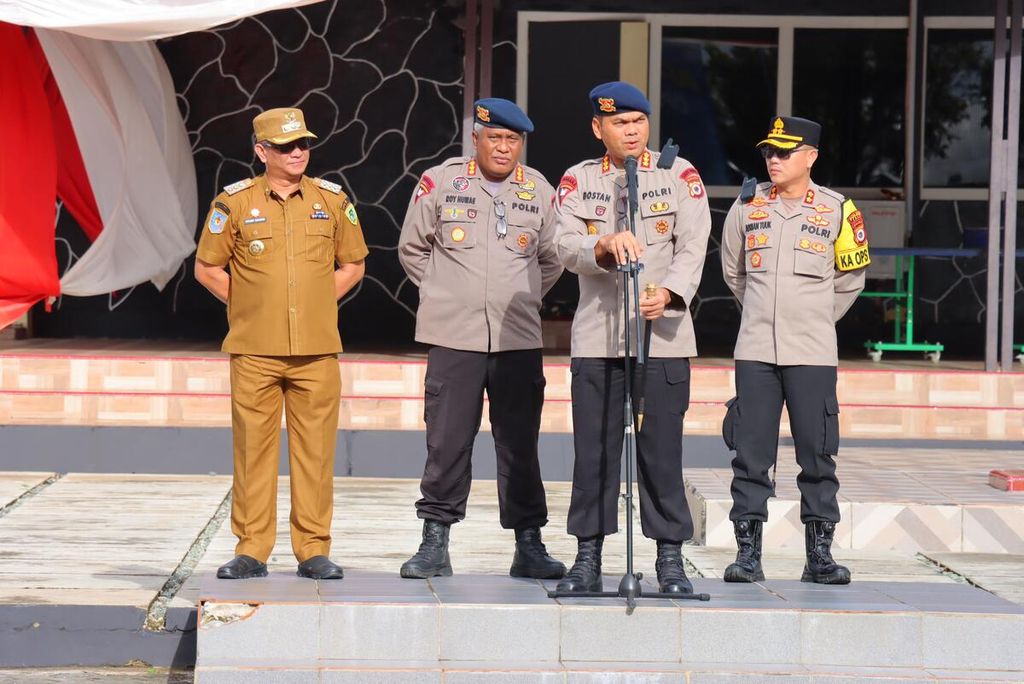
top-left (253, 108), bottom-right (318, 144)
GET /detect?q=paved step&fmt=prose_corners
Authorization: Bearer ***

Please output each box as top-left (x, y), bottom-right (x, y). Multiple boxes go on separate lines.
top-left (687, 449), bottom-right (1024, 554)
top-left (194, 572), bottom-right (1024, 683)
top-left (1, 352), bottom-right (1021, 438)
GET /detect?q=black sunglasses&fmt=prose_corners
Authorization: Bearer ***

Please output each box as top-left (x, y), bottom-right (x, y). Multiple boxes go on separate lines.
top-left (760, 145), bottom-right (809, 161)
top-left (262, 138), bottom-right (312, 154)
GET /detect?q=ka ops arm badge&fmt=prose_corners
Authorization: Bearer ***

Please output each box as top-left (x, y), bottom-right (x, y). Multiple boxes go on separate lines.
top-left (834, 199), bottom-right (871, 271)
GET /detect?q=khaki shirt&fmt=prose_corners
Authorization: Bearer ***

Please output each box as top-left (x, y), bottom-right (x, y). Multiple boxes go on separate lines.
top-left (398, 157), bottom-right (563, 352)
top-left (554, 150), bottom-right (712, 358)
top-left (721, 180), bottom-right (869, 366)
top-left (196, 174), bottom-right (369, 356)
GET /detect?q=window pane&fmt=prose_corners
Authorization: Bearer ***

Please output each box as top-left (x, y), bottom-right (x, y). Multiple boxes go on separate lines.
top-left (923, 30), bottom-right (993, 188)
top-left (792, 29), bottom-right (906, 188)
top-left (660, 27), bottom-right (778, 186)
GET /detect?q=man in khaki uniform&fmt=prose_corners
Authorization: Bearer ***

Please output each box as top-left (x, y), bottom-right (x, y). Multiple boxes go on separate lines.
top-left (553, 82), bottom-right (712, 595)
top-left (195, 107), bottom-right (368, 580)
top-left (397, 98), bottom-right (565, 580)
top-left (720, 115), bottom-right (869, 585)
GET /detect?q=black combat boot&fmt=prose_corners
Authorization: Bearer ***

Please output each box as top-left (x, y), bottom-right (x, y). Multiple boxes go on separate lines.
top-left (400, 520), bottom-right (453, 579)
top-left (554, 536), bottom-right (603, 592)
top-left (655, 541), bottom-right (693, 594)
top-left (723, 520), bottom-right (765, 583)
top-left (509, 527), bottom-right (567, 579)
top-left (801, 521), bottom-right (851, 585)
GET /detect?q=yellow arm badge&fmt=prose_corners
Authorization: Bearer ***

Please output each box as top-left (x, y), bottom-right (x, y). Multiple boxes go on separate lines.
top-left (344, 202), bottom-right (359, 225)
top-left (834, 199), bottom-right (870, 272)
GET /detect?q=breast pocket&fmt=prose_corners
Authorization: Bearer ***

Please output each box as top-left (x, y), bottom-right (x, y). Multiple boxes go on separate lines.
top-left (505, 221), bottom-right (539, 258)
top-left (439, 220), bottom-right (477, 249)
top-left (793, 237), bottom-right (831, 278)
top-left (239, 222), bottom-right (274, 262)
top-left (640, 198), bottom-right (677, 245)
top-left (304, 220), bottom-right (335, 263)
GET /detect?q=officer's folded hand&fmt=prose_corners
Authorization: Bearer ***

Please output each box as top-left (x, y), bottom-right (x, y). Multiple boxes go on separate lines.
top-left (639, 287), bottom-right (672, 320)
top-left (596, 230), bottom-right (645, 267)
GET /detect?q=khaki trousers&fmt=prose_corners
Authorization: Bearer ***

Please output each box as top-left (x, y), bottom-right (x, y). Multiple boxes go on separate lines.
top-left (229, 354), bottom-right (340, 562)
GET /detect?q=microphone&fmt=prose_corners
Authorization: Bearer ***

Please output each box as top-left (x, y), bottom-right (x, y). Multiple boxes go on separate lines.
top-left (624, 155), bottom-right (638, 218)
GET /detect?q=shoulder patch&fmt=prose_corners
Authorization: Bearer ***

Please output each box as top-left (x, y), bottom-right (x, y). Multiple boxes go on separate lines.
top-left (344, 201), bottom-right (359, 225)
top-left (835, 199), bottom-right (870, 272)
top-left (556, 175), bottom-right (578, 206)
top-left (208, 208), bottom-right (228, 234)
top-left (315, 178), bottom-right (342, 194)
top-left (223, 178), bottom-right (254, 196)
top-left (680, 167), bottom-right (705, 199)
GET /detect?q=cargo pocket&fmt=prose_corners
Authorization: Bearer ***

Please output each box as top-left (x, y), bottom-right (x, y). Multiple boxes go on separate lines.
top-left (722, 396), bottom-right (739, 451)
top-left (662, 359), bottom-right (691, 414)
top-left (423, 378), bottom-right (444, 424)
top-left (569, 358), bottom-right (583, 408)
top-left (822, 396), bottom-right (840, 456)
top-left (533, 375), bottom-right (547, 410)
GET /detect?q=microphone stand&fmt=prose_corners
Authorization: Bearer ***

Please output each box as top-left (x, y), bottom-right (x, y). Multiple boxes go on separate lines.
top-left (548, 152), bottom-right (711, 613)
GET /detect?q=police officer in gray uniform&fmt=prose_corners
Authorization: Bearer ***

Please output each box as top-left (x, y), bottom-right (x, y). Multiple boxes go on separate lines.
top-left (720, 116), bottom-right (871, 585)
top-left (397, 98), bottom-right (565, 580)
top-left (553, 82), bottom-right (712, 594)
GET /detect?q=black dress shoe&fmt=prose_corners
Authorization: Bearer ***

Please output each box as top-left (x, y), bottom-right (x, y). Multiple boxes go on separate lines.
top-left (297, 555), bottom-right (344, 580)
top-left (217, 555), bottom-right (268, 579)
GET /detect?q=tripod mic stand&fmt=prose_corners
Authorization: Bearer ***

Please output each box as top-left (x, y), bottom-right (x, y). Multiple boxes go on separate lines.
top-left (548, 152), bottom-right (711, 613)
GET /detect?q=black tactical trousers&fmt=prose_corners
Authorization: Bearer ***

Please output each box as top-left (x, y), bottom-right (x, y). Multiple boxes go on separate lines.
top-left (566, 357), bottom-right (694, 542)
top-left (724, 360), bottom-right (841, 523)
top-left (415, 346), bottom-right (549, 530)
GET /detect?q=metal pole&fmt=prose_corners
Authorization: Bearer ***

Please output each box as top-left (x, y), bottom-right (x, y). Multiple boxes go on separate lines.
top-left (479, 0), bottom-right (493, 99)
top-left (461, 0), bottom-right (478, 155)
top-left (1000, 0), bottom-right (1022, 369)
top-left (905, 0), bottom-right (920, 240)
top-left (986, 0), bottom-right (1008, 371)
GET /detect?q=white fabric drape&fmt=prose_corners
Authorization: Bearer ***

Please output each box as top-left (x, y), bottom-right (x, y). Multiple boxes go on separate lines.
top-left (0, 0), bottom-right (323, 41)
top-left (37, 29), bottom-right (197, 295)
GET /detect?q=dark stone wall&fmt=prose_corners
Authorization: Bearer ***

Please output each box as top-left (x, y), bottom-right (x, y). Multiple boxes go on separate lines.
top-left (30, 0), bottom-right (1022, 358)
top-left (33, 0), bottom-right (464, 349)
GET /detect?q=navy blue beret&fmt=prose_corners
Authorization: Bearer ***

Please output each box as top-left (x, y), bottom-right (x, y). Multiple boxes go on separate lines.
top-left (589, 81), bottom-right (651, 116)
top-left (474, 98), bottom-right (534, 134)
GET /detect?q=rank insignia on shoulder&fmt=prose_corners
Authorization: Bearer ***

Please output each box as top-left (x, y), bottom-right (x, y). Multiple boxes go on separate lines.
top-left (208, 209), bottom-right (228, 234)
top-left (223, 178), bottom-right (254, 196)
top-left (316, 178), bottom-right (342, 194)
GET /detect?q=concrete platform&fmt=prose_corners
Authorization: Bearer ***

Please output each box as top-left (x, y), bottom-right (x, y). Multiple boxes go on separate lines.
top-left (194, 572), bottom-right (1024, 683)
